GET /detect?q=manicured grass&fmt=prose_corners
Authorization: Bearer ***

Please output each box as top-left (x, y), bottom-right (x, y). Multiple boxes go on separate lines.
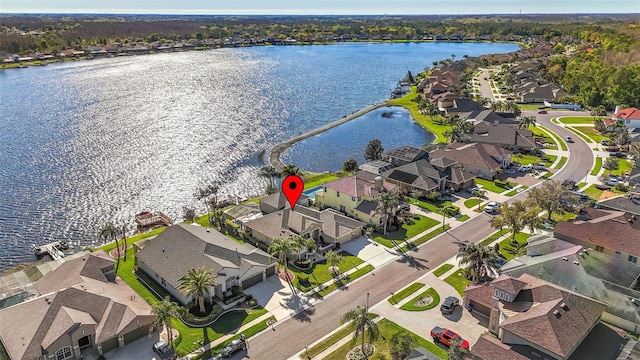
top-left (405, 197), bottom-right (455, 217)
top-left (372, 215), bottom-right (439, 248)
top-left (577, 182), bottom-right (587, 189)
top-left (312, 265), bottom-right (375, 298)
top-left (304, 172), bottom-right (344, 189)
top-left (464, 198), bottom-right (482, 209)
top-left (94, 226), bottom-right (166, 252)
top-left (566, 126), bottom-right (593, 143)
top-left (610, 159), bottom-right (633, 176)
top-left (541, 171), bottom-right (553, 179)
top-left (474, 178), bottom-right (512, 193)
top-left (401, 225), bottom-right (450, 252)
top-left (324, 318), bottom-right (447, 360)
top-left (479, 229), bottom-right (507, 246)
top-left (388, 283), bottom-right (426, 305)
top-left (504, 189), bottom-right (518, 196)
top-left (591, 157), bottom-right (603, 176)
top-left (444, 269), bottom-right (472, 296)
top-left (571, 126), bottom-right (609, 143)
top-left (387, 88), bottom-right (448, 143)
top-left (290, 252), bottom-right (364, 292)
top-left (433, 264), bottom-right (454, 277)
top-left (551, 211), bottom-right (578, 222)
top-left (400, 287), bottom-right (441, 311)
top-left (497, 232), bottom-right (531, 261)
top-left (554, 157), bottom-right (567, 170)
top-left (539, 125), bottom-right (567, 151)
top-left (456, 214), bottom-right (470, 222)
top-left (193, 316), bottom-right (271, 360)
top-left (518, 103), bottom-right (545, 110)
top-left (557, 116), bottom-right (595, 125)
top-left (305, 313), bottom-right (379, 358)
top-left (584, 184), bottom-right (605, 200)
top-left (513, 154), bottom-right (547, 166)
top-left (530, 126), bottom-right (558, 150)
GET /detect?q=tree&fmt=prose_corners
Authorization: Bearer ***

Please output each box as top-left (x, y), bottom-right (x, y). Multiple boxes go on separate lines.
top-left (443, 126), bottom-right (463, 144)
top-left (527, 180), bottom-right (577, 221)
top-left (152, 297), bottom-right (184, 348)
top-left (259, 165), bottom-right (279, 189)
top-left (629, 143), bottom-right (640, 160)
top-left (456, 243), bottom-right (501, 283)
top-left (325, 250), bottom-right (344, 275)
top-left (267, 236), bottom-right (301, 290)
top-left (341, 305), bottom-right (380, 359)
top-left (299, 236), bottom-right (317, 261)
top-left (280, 164), bottom-right (303, 178)
top-left (343, 158), bottom-right (358, 173)
top-left (490, 200), bottom-right (530, 241)
top-left (99, 222), bottom-right (120, 244)
top-left (195, 183), bottom-right (219, 226)
top-left (518, 116), bottom-right (537, 129)
top-left (364, 139), bottom-right (384, 161)
top-left (603, 157), bottom-right (619, 175)
top-left (472, 189), bottom-right (487, 211)
top-left (389, 331), bottom-right (415, 360)
top-left (447, 337), bottom-right (468, 360)
top-left (375, 189), bottom-right (400, 235)
top-left (183, 207), bottom-right (196, 222)
top-left (178, 266), bottom-right (217, 314)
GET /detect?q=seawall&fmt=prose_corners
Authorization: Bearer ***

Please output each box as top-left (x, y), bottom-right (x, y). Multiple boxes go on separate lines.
top-left (269, 102), bottom-right (388, 170)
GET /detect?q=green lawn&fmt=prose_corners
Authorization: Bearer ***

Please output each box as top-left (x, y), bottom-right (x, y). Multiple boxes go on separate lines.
top-left (401, 225), bottom-right (450, 252)
top-left (405, 197), bottom-right (455, 217)
top-left (456, 214), bottom-right (470, 222)
top-left (389, 283), bottom-right (426, 305)
top-left (193, 316), bottom-right (271, 360)
top-left (443, 269), bottom-right (472, 296)
top-left (497, 232), bottom-right (531, 261)
top-left (513, 154), bottom-right (548, 166)
top-left (577, 182), bottom-right (587, 189)
top-left (611, 159), bottom-right (633, 176)
top-left (372, 215), bottom-right (439, 248)
top-left (387, 88), bottom-right (448, 143)
top-left (566, 126), bottom-right (594, 143)
top-left (518, 103), bottom-right (545, 110)
top-left (312, 265), bottom-right (375, 298)
top-left (433, 264), bottom-right (454, 277)
top-left (554, 157), bottom-right (567, 170)
top-left (571, 126), bottom-right (609, 143)
top-left (539, 125), bottom-right (567, 151)
top-left (584, 184), bottom-right (605, 200)
top-left (530, 126), bottom-right (558, 150)
top-left (591, 157), bottom-right (603, 176)
top-left (551, 211), bottom-right (578, 222)
top-left (324, 318), bottom-right (447, 360)
top-left (479, 229), bottom-right (507, 246)
top-left (305, 313), bottom-right (378, 358)
top-left (290, 252), bottom-right (364, 292)
top-left (474, 178), bottom-right (512, 193)
top-left (400, 288), bottom-right (441, 311)
top-left (94, 226), bottom-right (166, 252)
top-left (464, 198), bottom-right (482, 209)
top-left (557, 116), bottom-right (595, 125)
top-left (304, 172), bottom-right (343, 189)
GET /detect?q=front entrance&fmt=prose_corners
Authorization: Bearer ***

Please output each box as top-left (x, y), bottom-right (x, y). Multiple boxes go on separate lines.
top-left (78, 335), bottom-right (92, 350)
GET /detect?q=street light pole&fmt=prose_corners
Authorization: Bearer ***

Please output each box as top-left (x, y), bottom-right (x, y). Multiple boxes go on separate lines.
top-left (366, 293), bottom-right (370, 310)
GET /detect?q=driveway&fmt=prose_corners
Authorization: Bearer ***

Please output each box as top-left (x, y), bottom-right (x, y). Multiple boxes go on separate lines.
top-left (341, 236), bottom-right (398, 268)
top-left (245, 275), bottom-right (313, 321)
top-left (100, 331), bottom-right (162, 360)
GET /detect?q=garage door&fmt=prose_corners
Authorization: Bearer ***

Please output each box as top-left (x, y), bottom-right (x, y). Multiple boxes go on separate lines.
top-left (469, 300), bottom-right (491, 317)
top-left (265, 266), bottom-right (276, 276)
top-left (124, 326), bottom-right (150, 345)
top-left (242, 273), bottom-right (263, 288)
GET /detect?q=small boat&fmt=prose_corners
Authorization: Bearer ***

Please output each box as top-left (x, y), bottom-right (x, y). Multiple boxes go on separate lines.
top-left (31, 244), bottom-right (47, 256)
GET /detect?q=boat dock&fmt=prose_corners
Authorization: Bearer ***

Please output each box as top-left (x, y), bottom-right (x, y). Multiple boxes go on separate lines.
top-left (31, 241), bottom-right (69, 261)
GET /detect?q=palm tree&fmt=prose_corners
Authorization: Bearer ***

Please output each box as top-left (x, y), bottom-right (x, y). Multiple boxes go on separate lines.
top-left (259, 165), bottom-right (279, 189)
top-left (443, 126), bottom-right (463, 144)
top-left (629, 143), bottom-right (640, 160)
top-left (152, 297), bottom-right (184, 347)
top-left (178, 266), bottom-right (217, 314)
top-left (471, 189), bottom-right (487, 211)
top-left (374, 189), bottom-right (400, 235)
top-left (341, 304), bottom-right (380, 359)
top-left (99, 222), bottom-right (119, 244)
top-left (298, 236), bottom-right (317, 261)
top-left (195, 183), bottom-right (219, 226)
top-left (456, 243), bottom-right (501, 283)
top-left (280, 164), bottom-right (304, 179)
top-left (325, 250), bottom-right (344, 275)
top-left (267, 236), bottom-right (302, 289)
top-left (518, 116), bottom-right (537, 129)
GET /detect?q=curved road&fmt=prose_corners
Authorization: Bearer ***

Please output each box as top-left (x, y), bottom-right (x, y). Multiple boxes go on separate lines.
top-left (234, 110), bottom-right (594, 360)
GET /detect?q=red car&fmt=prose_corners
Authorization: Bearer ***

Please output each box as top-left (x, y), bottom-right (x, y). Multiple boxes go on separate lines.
top-left (431, 326), bottom-right (470, 349)
top-left (538, 110), bottom-right (548, 114)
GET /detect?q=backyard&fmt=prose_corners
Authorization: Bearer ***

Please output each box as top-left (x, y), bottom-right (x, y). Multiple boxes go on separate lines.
top-left (372, 214), bottom-right (439, 248)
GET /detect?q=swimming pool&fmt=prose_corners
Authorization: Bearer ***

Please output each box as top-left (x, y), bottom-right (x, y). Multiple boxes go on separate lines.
top-left (303, 186), bottom-right (324, 200)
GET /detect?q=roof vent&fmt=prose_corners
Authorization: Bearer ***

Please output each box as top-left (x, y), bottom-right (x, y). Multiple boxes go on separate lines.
top-left (553, 310), bottom-right (561, 318)
top-left (562, 257), bottom-right (568, 261)
top-left (560, 303), bottom-right (569, 310)
top-left (573, 261), bottom-right (579, 265)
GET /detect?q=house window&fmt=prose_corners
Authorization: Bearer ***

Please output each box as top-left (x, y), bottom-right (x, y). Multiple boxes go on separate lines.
top-left (56, 347), bottom-right (72, 360)
top-left (336, 191), bottom-right (340, 197)
top-left (339, 205), bottom-right (345, 213)
top-left (629, 255), bottom-right (638, 264)
top-left (351, 196), bottom-right (355, 202)
top-left (161, 278), bottom-right (166, 286)
top-left (595, 245), bottom-right (604, 253)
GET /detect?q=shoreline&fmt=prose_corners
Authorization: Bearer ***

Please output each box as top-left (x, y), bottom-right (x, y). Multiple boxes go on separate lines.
top-left (269, 102), bottom-right (388, 169)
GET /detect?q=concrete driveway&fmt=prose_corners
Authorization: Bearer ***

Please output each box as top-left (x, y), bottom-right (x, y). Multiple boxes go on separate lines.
top-left (100, 331), bottom-right (162, 360)
top-left (341, 236), bottom-right (398, 268)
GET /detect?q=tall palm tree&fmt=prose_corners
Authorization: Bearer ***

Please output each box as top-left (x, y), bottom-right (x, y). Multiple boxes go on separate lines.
top-left (267, 236), bottom-right (302, 289)
top-left (374, 189), bottom-right (400, 235)
top-left (259, 165), bottom-right (279, 189)
top-left (280, 164), bottom-right (304, 179)
top-left (195, 183), bottom-right (219, 226)
top-left (325, 250), bottom-right (344, 275)
top-left (443, 126), bottom-right (463, 144)
top-left (100, 222), bottom-right (122, 271)
top-left (152, 297), bottom-right (184, 347)
top-left (456, 243), bottom-right (501, 283)
top-left (341, 304), bottom-right (379, 359)
top-left (518, 116), bottom-right (537, 129)
top-left (299, 236), bottom-right (317, 261)
top-left (178, 266), bottom-right (217, 314)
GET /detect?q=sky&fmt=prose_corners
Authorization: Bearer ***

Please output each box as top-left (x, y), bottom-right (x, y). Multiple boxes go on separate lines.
top-left (1, 0), bottom-right (639, 15)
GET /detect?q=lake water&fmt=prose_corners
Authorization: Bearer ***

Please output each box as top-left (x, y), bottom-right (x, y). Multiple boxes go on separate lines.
top-left (0, 41), bottom-right (518, 269)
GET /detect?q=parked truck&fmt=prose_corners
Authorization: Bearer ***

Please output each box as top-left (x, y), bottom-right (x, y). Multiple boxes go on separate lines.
top-left (430, 326), bottom-right (470, 349)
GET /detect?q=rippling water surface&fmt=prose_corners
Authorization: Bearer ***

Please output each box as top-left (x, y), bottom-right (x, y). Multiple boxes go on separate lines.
top-left (0, 42), bottom-right (518, 269)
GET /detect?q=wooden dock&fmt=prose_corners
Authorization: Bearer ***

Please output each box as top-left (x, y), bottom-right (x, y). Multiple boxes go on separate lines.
top-left (31, 241), bottom-right (69, 261)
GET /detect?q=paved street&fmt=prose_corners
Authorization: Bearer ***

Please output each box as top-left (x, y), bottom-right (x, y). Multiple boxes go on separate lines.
top-left (475, 68), bottom-right (496, 102)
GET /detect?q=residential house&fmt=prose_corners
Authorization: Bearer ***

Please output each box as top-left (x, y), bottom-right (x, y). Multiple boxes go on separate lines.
top-left (431, 142), bottom-right (512, 180)
top-left (442, 98), bottom-right (485, 119)
top-left (470, 111), bottom-right (518, 133)
top-left (517, 83), bottom-right (567, 103)
top-left (0, 251), bottom-right (155, 360)
top-left (501, 234), bottom-right (640, 334)
top-left (553, 206), bottom-right (640, 264)
top-left (630, 160), bottom-right (640, 185)
top-left (382, 159), bottom-right (448, 194)
top-left (384, 145), bottom-right (430, 166)
top-left (465, 273), bottom-right (608, 360)
top-left (596, 195), bottom-right (640, 216)
top-left (431, 92), bottom-right (461, 109)
top-left (259, 191), bottom-right (309, 214)
top-left (135, 223), bottom-right (276, 302)
top-left (470, 123), bottom-right (536, 151)
top-left (610, 107), bottom-right (640, 129)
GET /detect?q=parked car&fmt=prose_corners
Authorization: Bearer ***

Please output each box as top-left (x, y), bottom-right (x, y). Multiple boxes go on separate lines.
top-left (537, 110), bottom-right (548, 114)
top-left (440, 296), bottom-right (460, 314)
top-left (431, 326), bottom-right (470, 349)
top-left (221, 338), bottom-right (246, 358)
top-left (397, 202), bottom-right (410, 211)
top-left (611, 152), bottom-right (627, 158)
top-left (601, 140), bottom-right (609, 146)
top-left (532, 163), bottom-right (546, 170)
top-left (565, 136), bottom-right (574, 143)
top-left (518, 164), bottom-right (533, 172)
top-left (484, 201), bottom-right (499, 213)
top-left (153, 341), bottom-right (177, 360)
top-left (605, 178), bottom-right (620, 187)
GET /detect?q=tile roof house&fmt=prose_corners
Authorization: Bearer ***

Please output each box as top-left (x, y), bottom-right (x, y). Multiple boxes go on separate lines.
top-left (135, 223), bottom-right (276, 303)
top-left (384, 145), bottom-right (430, 166)
top-left (382, 159), bottom-right (447, 194)
top-left (517, 83), bottom-right (567, 103)
top-left (596, 194), bottom-right (640, 216)
top-left (553, 207), bottom-right (640, 263)
top-left (500, 235), bottom-right (640, 334)
top-left (465, 273), bottom-right (607, 360)
top-left (470, 123), bottom-right (536, 151)
top-left (0, 251), bottom-right (154, 360)
top-left (442, 98), bottom-right (485, 119)
top-left (431, 142), bottom-right (512, 180)
top-left (610, 107), bottom-right (640, 129)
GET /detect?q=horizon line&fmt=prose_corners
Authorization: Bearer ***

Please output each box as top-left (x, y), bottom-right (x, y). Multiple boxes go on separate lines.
top-left (1, 11), bottom-right (639, 16)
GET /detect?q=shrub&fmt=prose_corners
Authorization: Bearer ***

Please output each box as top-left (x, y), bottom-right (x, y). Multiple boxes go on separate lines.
top-left (294, 259), bottom-right (312, 268)
top-left (614, 183), bottom-right (629, 192)
top-left (231, 285), bottom-right (243, 296)
top-left (223, 294), bottom-right (245, 305)
top-left (183, 303), bottom-right (223, 324)
top-left (444, 205), bottom-right (460, 216)
top-left (494, 179), bottom-right (510, 188)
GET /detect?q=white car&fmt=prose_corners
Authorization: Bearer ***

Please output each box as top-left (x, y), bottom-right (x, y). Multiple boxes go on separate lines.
top-left (484, 202), bottom-right (499, 213)
top-left (606, 178), bottom-right (620, 186)
top-left (565, 136), bottom-right (574, 143)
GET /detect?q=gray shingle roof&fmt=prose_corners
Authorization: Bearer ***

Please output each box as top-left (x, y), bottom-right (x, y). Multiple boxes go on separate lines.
top-left (382, 159), bottom-right (445, 191)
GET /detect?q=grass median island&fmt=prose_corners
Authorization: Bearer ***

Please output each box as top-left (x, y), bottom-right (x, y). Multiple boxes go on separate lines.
top-left (566, 126), bottom-right (593, 143)
top-left (539, 125), bottom-right (567, 151)
top-left (530, 127), bottom-right (558, 150)
top-left (557, 116), bottom-right (595, 125)
top-left (291, 252), bottom-right (364, 292)
top-left (433, 264), bottom-right (454, 277)
top-left (325, 318), bottom-right (447, 360)
top-left (591, 157), bottom-right (603, 176)
top-left (444, 269), bottom-right (472, 296)
top-left (387, 87), bottom-right (448, 143)
top-left (572, 125), bottom-right (609, 143)
top-left (497, 232), bottom-right (531, 261)
top-left (554, 157), bottom-right (567, 170)
top-left (400, 287), bottom-right (441, 311)
top-left (389, 283), bottom-right (425, 305)
top-left (305, 313), bottom-right (378, 358)
top-left (372, 214), bottom-right (439, 248)
top-left (312, 264), bottom-right (375, 298)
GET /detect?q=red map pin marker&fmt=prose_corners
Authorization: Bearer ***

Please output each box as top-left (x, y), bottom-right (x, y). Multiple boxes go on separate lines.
top-left (282, 175), bottom-right (304, 210)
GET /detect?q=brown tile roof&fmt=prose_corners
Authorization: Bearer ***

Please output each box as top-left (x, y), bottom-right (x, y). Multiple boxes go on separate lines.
top-left (322, 171), bottom-right (381, 198)
top-left (34, 251), bottom-right (114, 294)
top-left (431, 143), bottom-right (506, 172)
top-left (464, 281), bottom-right (494, 306)
top-left (553, 210), bottom-right (640, 257)
top-left (471, 335), bottom-right (531, 360)
top-left (491, 274), bottom-right (527, 294)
